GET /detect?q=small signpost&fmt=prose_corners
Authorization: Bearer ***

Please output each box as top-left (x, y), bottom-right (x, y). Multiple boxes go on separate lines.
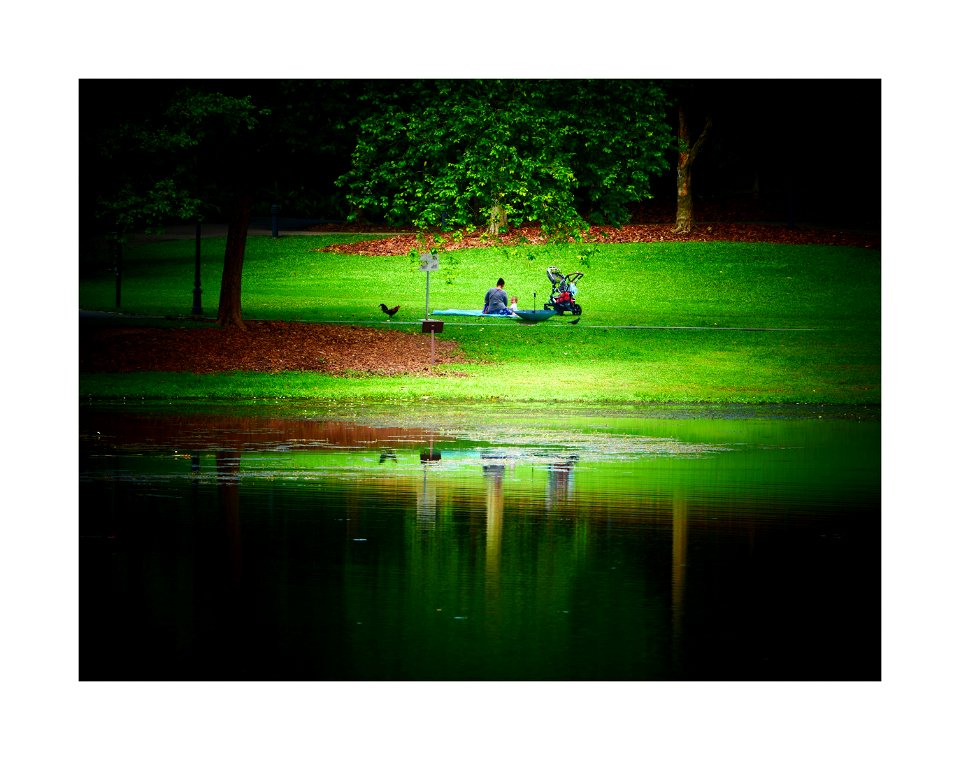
top-left (419, 253), bottom-right (442, 365)
top-left (419, 252), bottom-right (439, 318)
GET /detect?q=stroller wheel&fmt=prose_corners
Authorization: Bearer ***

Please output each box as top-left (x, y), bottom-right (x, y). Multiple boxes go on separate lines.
top-left (572, 304), bottom-right (582, 316)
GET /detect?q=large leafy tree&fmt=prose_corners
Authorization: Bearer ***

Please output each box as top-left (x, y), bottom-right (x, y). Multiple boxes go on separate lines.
top-left (559, 80), bottom-right (677, 226)
top-left (338, 80), bottom-right (672, 235)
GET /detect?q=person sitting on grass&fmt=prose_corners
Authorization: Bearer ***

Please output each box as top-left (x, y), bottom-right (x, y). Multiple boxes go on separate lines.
top-left (484, 277), bottom-right (509, 313)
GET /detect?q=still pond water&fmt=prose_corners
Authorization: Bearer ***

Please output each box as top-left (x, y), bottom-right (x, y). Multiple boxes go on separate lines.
top-left (79, 401), bottom-right (879, 681)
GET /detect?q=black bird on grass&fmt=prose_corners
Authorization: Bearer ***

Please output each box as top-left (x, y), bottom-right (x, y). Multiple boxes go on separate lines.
top-left (380, 303), bottom-right (400, 318)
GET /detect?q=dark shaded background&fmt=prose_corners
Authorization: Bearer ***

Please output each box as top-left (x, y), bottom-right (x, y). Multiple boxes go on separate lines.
top-left (81, 79), bottom-right (879, 231)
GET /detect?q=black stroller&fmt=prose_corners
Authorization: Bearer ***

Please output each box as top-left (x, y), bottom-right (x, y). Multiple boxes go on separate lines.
top-left (544, 266), bottom-right (583, 316)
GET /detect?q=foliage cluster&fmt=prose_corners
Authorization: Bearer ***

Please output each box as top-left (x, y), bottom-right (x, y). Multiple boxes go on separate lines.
top-left (338, 81), bottom-right (673, 235)
top-left (84, 81), bottom-right (380, 235)
top-left (90, 88), bottom-right (268, 231)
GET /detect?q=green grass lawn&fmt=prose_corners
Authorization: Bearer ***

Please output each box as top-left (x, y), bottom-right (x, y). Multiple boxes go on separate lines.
top-left (79, 233), bottom-right (880, 404)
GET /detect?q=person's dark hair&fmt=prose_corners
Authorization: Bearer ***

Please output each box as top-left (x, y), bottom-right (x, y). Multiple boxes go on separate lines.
top-left (496, 278), bottom-right (505, 287)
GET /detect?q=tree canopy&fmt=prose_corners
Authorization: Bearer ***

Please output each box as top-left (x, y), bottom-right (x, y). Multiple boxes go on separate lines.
top-left (83, 80), bottom-right (368, 234)
top-left (338, 80), bottom-right (673, 235)
top-left (87, 85), bottom-right (267, 231)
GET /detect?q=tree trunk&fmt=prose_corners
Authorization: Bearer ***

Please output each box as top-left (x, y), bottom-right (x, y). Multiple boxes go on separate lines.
top-left (673, 107), bottom-right (712, 234)
top-left (674, 155), bottom-right (694, 234)
top-left (216, 192), bottom-right (252, 328)
top-left (487, 202), bottom-right (508, 235)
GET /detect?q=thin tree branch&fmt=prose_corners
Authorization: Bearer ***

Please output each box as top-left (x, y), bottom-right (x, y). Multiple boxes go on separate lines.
top-left (689, 116), bottom-right (713, 163)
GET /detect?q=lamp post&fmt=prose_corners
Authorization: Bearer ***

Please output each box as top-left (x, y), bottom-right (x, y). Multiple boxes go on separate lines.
top-left (191, 221), bottom-right (203, 316)
top-left (108, 231), bottom-right (122, 309)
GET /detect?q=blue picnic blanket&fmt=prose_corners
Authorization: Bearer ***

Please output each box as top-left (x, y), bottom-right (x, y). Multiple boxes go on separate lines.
top-left (432, 309), bottom-right (556, 322)
top-left (432, 309), bottom-right (518, 318)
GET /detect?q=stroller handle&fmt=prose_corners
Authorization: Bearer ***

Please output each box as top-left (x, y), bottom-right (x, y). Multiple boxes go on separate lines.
top-left (547, 266), bottom-right (584, 283)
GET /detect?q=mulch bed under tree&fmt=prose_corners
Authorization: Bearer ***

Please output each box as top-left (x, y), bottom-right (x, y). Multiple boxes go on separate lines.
top-left (316, 223), bottom-right (880, 257)
top-left (80, 321), bottom-right (465, 376)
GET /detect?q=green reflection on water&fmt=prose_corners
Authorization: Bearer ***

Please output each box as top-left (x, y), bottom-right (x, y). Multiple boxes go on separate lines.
top-left (80, 402), bottom-right (879, 680)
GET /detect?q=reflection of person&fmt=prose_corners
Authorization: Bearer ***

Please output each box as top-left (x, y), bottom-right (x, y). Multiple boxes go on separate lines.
top-left (481, 459), bottom-right (505, 573)
top-left (483, 278), bottom-right (509, 313)
top-left (546, 455), bottom-right (578, 510)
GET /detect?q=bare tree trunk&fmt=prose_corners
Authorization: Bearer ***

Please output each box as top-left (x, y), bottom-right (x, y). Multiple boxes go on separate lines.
top-left (674, 154), bottom-right (694, 234)
top-left (216, 192), bottom-right (253, 329)
top-left (487, 202), bottom-right (508, 235)
top-left (673, 107), bottom-right (712, 234)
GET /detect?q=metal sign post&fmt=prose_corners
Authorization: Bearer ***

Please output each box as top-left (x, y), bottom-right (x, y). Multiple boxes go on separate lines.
top-left (420, 252), bottom-right (439, 319)
top-left (421, 316), bottom-right (444, 364)
top-left (419, 253), bottom-right (442, 365)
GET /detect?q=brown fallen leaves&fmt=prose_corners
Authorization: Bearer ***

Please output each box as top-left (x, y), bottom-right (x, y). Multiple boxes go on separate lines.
top-left (316, 223), bottom-right (880, 257)
top-left (80, 321), bottom-right (466, 375)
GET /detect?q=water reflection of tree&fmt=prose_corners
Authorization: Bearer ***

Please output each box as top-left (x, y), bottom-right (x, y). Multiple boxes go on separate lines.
top-left (482, 460), bottom-right (506, 581)
top-left (481, 459), bottom-right (507, 659)
top-left (671, 487), bottom-right (688, 672)
top-left (80, 409), bottom-right (453, 453)
top-left (215, 451), bottom-right (243, 589)
top-left (393, 451), bottom-right (680, 678)
top-left (208, 450), bottom-right (244, 674)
